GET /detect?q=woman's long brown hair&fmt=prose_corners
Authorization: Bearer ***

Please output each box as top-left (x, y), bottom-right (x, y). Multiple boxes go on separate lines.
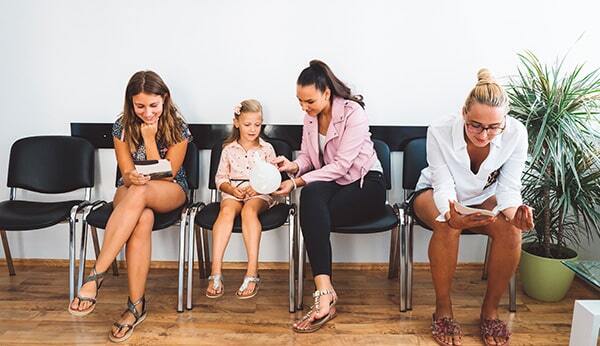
top-left (121, 70), bottom-right (185, 152)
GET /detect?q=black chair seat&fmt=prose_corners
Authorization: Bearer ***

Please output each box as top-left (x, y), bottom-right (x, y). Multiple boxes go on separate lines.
top-left (333, 204), bottom-right (398, 234)
top-left (86, 202), bottom-right (184, 231)
top-left (195, 202), bottom-right (292, 232)
top-left (0, 200), bottom-right (83, 230)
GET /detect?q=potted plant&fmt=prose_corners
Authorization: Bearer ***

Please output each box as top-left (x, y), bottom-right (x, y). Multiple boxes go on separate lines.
top-left (506, 51), bottom-right (600, 302)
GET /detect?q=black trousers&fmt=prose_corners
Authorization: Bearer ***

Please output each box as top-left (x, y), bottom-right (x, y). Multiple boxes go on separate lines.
top-left (299, 171), bottom-right (387, 276)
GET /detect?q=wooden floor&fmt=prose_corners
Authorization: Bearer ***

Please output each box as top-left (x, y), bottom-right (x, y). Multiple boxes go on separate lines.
top-left (0, 263), bottom-right (598, 346)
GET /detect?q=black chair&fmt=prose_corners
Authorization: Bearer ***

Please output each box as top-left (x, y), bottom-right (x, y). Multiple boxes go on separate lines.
top-left (400, 137), bottom-right (516, 312)
top-left (0, 136), bottom-right (95, 302)
top-left (79, 141), bottom-right (199, 312)
top-left (186, 138), bottom-right (297, 312)
top-left (294, 139), bottom-right (403, 311)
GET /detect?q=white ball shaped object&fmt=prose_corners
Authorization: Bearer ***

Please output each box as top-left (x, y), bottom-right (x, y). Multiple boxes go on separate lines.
top-left (250, 159), bottom-right (282, 194)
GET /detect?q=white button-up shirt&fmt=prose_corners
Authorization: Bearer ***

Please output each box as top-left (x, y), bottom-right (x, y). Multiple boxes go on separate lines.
top-left (415, 114), bottom-right (528, 221)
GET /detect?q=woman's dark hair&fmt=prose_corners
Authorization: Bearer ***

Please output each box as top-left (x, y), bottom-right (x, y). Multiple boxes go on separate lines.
top-left (297, 60), bottom-right (365, 108)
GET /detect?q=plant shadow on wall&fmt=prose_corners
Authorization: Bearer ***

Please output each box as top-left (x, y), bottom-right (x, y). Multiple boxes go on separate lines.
top-left (507, 51), bottom-right (600, 301)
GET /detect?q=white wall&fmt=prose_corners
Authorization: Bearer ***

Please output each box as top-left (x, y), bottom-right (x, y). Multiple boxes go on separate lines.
top-left (1, 0), bottom-right (599, 263)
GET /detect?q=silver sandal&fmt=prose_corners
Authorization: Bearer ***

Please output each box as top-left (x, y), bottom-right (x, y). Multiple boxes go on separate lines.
top-left (206, 274), bottom-right (224, 298)
top-left (235, 275), bottom-right (261, 299)
top-left (108, 296), bottom-right (147, 343)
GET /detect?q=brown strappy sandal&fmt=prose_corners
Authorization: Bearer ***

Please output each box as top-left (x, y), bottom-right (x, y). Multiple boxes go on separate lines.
top-left (431, 314), bottom-right (464, 346)
top-left (68, 267), bottom-right (105, 317)
top-left (480, 316), bottom-right (511, 346)
top-left (108, 296), bottom-right (147, 343)
top-left (292, 288), bottom-right (337, 333)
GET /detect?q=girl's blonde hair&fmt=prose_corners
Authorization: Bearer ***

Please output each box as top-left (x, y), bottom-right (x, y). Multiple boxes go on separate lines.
top-left (463, 68), bottom-right (509, 114)
top-left (122, 70), bottom-right (185, 153)
top-left (223, 99), bottom-right (263, 147)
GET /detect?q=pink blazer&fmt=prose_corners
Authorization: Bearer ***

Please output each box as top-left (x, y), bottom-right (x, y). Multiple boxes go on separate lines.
top-left (294, 97), bottom-right (378, 186)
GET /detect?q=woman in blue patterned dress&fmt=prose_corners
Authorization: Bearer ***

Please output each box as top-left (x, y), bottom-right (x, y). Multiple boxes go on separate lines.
top-left (68, 70), bottom-right (192, 342)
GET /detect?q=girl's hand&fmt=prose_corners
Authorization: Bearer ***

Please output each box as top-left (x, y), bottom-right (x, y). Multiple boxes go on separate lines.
top-left (124, 169), bottom-right (150, 186)
top-left (244, 186), bottom-right (258, 198)
top-left (141, 122), bottom-right (158, 142)
top-left (509, 205), bottom-right (534, 231)
top-left (272, 180), bottom-right (294, 196)
top-left (447, 201), bottom-right (496, 230)
top-left (272, 156), bottom-right (299, 174)
top-left (231, 187), bottom-right (246, 199)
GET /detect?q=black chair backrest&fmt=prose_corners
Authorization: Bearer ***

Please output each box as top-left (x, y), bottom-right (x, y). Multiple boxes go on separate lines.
top-left (402, 137), bottom-right (427, 190)
top-left (7, 136), bottom-right (95, 193)
top-left (115, 141), bottom-right (199, 189)
top-left (372, 139), bottom-right (392, 190)
top-left (208, 138), bottom-right (293, 190)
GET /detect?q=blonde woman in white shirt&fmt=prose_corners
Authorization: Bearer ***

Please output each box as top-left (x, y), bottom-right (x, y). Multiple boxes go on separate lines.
top-left (412, 69), bottom-right (534, 346)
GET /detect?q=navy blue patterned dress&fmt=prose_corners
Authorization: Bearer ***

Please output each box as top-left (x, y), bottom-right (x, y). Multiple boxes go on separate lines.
top-left (112, 117), bottom-right (193, 192)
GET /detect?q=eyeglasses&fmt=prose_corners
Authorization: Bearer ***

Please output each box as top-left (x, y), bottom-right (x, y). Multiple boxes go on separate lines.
top-left (465, 120), bottom-right (506, 135)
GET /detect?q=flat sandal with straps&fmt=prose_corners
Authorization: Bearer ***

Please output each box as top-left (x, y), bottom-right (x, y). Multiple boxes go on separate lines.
top-left (292, 288), bottom-right (338, 333)
top-left (235, 275), bottom-right (261, 299)
top-left (108, 296), bottom-right (147, 343)
top-left (206, 274), bottom-right (224, 299)
top-left (431, 314), bottom-right (464, 346)
top-left (68, 267), bottom-right (106, 317)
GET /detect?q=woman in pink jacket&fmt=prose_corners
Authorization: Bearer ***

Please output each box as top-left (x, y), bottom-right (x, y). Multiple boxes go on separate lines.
top-left (273, 60), bottom-right (385, 333)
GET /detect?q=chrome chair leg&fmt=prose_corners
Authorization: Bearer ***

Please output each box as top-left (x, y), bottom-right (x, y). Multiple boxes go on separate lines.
top-left (399, 220), bottom-right (407, 312)
top-left (177, 207), bottom-right (189, 313)
top-left (295, 230), bottom-right (305, 311)
top-left (68, 205), bottom-right (79, 302)
top-left (388, 225), bottom-right (400, 279)
top-left (195, 227), bottom-right (205, 279)
top-left (186, 208), bottom-right (199, 310)
top-left (0, 230), bottom-right (15, 276)
top-left (288, 206), bottom-right (296, 313)
top-left (406, 215), bottom-right (414, 311)
top-left (201, 228), bottom-right (211, 278)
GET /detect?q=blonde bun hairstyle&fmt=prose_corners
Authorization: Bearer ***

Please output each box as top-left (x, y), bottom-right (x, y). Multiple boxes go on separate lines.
top-left (463, 68), bottom-right (509, 113)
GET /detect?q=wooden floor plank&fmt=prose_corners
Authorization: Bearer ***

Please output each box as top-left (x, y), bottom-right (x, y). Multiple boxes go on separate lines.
top-left (0, 264), bottom-right (597, 345)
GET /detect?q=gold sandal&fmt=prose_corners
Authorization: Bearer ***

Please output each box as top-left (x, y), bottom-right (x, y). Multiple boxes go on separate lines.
top-left (292, 288), bottom-right (337, 333)
top-left (206, 274), bottom-right (224, 298)
top-left (108, 296), bottom-right (147, 343)
top-left (68, 267), bottom-right (105, 317)
top-left (235, 275), bottom-right (261, 299)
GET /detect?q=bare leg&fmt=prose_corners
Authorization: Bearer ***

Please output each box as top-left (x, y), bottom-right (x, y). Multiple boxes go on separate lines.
top-left (206, 199), bottom-right (243, 296)
top-left (474, 197), bottom-right (521, 346)
top-left (239, 198), bottom-right (268, 296)
top-left (71, 181), bottom-right (185, 312)
top-left (414, 190), bottom-right (463, 346)
top-left (111, 208), bottom-right (153, 339)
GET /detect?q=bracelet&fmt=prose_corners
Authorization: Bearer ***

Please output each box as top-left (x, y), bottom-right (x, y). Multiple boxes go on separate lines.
top-left (290, 176), bottom-right (297, 191)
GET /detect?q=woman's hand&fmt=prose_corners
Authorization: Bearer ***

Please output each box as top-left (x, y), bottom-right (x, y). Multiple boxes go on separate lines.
top-left (123, 169), bottom-right (150, 186)
top-left (446, 201), bottom-right (496, 230)
top-left (509, 205), bottom-right (534, 231)
top-left (272, 156), bottom-right (299, 175)
top-left (272, 180), bottom-right (295, 196)
top-left (141, 122), bottom-right (158, 142)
